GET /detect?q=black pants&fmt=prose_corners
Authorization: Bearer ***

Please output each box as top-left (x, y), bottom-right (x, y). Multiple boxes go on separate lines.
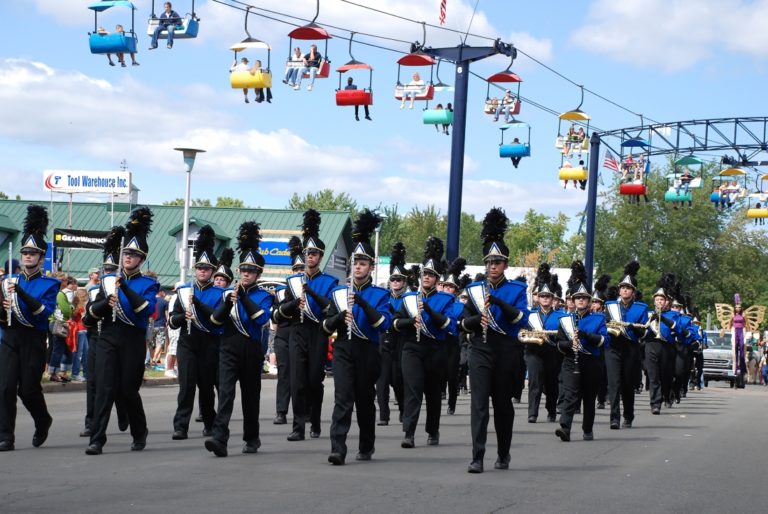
top-left (84, 332), bottom-right (127, 432)
top-left (525, 344), bottom-right (561, 419)
top-left (173, 329), bottom-right (219, 433)
top-left (690, 352), bottom-right (703, 387)
top-left (401, 340), bottom-right (445, 438)
top-left (212, 332), bottom-right (263, 445)
top-left (90, 325), bottom-right (147, 447)
top-left (469, 336), bottom-right (522, 461)
top-left (597, 352), bottom-right (608, 404)
top-left (274, 325), bottom-right (291, 416)
top-left (444, 339), bottom-right (461, 411)
top-left (289, 320), bottom-right (327, 435)
top-left (605, 340), bottom-right (639, 424)
top-left (673, 343), bottom-right (690, 400)
top-left (559, 353), bottom-right (599, 434)
top-left (375, 337), bottom-right (394, 422)
top-left (330, 338), bottom-right (380, 458)
top-left (645, 340), bottom-right (674, 408)
top-left (0, 327), bottom-right (51, 444)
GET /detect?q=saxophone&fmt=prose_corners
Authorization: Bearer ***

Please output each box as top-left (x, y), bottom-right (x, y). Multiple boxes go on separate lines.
top-left (518, 329), bottom-right (558, 345)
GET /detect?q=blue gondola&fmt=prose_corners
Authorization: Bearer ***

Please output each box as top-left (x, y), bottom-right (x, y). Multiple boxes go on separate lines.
top-left (499, 121), bottom-right (531, 166)
top-left (146, 1), bottom-right (200, 40)
top-left (87, 1), bottom-right (138, 55)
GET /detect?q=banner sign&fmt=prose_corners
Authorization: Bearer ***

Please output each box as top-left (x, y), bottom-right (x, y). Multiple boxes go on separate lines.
top-left (259, 239), bottom-right (290, 266)
top-left (53, 229), bottom-right (109, 250)
top-left (43, 170), bottom-right (131, 194)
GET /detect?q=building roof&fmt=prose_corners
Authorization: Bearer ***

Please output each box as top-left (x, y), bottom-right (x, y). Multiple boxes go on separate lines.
top-left (0, 199), bottom-right (352, 287)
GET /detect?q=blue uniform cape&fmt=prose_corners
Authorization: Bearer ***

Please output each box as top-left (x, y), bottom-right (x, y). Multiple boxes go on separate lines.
top-left (3, 271), bottom-right (59, 331)
top-left (285, 271), bottom-right (338, 322)
top-left (605, 300), bottom-right (648, 344)
top-left (560, 311), bottom-right (610, 357)
top-left (329, 282), bottom-right (392, 342)
top-left (225, 285), bottom-right (273, 340)
top-left (529, 307), bottom-right (566, 347)
top-left (465, 278), bottom-right (529, 338)
top-left (101, 271), bottom-right (159, 330)
top-left (177, 280), bottom-right (225, 335)
top-left (401, 289), bottom-right (456, 341)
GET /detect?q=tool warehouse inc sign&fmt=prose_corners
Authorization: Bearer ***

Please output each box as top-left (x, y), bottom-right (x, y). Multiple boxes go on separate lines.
top-left (43, 170), bottom-right (131, 194)
top-left (54, 229), bottom-right (109, 249)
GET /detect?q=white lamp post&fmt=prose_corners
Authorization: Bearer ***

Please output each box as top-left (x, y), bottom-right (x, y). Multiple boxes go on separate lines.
top-left (174, 147), bottom-right (205, 282)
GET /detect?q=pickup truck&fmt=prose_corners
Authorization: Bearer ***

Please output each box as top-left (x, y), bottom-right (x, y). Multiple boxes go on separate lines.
top-left (702, 331), bottom-right (746, 388)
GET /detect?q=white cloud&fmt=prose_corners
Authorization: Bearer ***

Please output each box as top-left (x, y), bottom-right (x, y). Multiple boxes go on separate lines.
top-left (22, 0), bottom-right (153, 27)
top-left (571, 0), bottom-right (768, 71)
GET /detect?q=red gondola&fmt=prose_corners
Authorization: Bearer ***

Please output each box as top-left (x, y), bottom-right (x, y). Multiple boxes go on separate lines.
top-left (335, 33), bottom-right (373, 107)
top-left (286, 0), bottom-right (331, 82)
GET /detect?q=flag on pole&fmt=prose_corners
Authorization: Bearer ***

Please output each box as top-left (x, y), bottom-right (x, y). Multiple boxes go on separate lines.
top-left (439, 0), bottom-right (447, 25)
top-left (603, 149), bottom-right (620, 172)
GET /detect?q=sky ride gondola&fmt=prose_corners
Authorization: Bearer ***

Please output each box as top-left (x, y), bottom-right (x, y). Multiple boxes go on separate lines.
top-left (394, 23), bottom-right (435, 105)
top-left (286, 0), bottom-right (332, 82)
top-left (146, 0), bottom-right (200, 40)
top-left (557, 86), bottom-right (590, 185)
top-left (335, 33), bottom-right (373, 108)
top-left (746, 174), bottom-right (768, 219)
top-left (499, 121), bottom-right (531, 158)
top-left (618, 137), bottom-right (651, 198)
top-left (484, 54), bottom-right (522, 119)
top-left (422, 59), bottom-right (454, 126)
top-left (87, 1), bottom-right (138, 55)
top-left (710, 167), bottom-right (748, 209)
top-left (229, 7), bottom-right (272, 90)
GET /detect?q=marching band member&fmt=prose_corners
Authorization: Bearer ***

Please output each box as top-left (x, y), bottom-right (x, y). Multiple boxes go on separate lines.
top-left (441, 257), bottom-right (469, 416)
top-left (376, 242), bottom-right (408, 426)
top-left (205, 221), bottom-right (273, 457)
top-left (604, 262), bottom-right (648, 429)
top-left (84, 207), bottom-right (159, 455)
top-left (323, 210), bottom-right (391, 465)
top-left (643, 273), bottom-right (679, 415)
top-left (394, 237), bottom-right (456, 449)
top-left (0, 206), bottom-right (60, 452)
top-left (591, 275), bottom-right (610, 409)
top-left (461, 208), bottom-right (529, 473)
top-left (170, 226), bottom-right (224, 440)
top-left (554, 261), bottom-right (610, 443)
top-left (272, 236), bottom-right (304, 425)
top-left (525, 264), bottom-right (565, 423)
top-left (275, 209), bottom-right (338, 441)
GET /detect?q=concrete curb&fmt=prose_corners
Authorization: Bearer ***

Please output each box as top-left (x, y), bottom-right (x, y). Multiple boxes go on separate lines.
top-left (42, 373), bottom-right (278, 393)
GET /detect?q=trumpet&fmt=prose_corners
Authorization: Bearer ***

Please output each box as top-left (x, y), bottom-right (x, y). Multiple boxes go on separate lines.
top-left (518, 329), bottom-right (558, 345)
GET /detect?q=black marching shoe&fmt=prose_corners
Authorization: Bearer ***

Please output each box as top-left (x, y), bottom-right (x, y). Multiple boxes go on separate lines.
top-left (447, 406), bottom-right (455, 415)
top-left (79, 428), bottom-right (92, 437)
top-left (118, 416), bottom-right (129, 432)
top-left (597, 402), bottom-right (605, 410)
top-left (85, 443), bottom-right (102, 455)
top-left (528, 416), bottom-right (537, 423)
top-left (310, 429), bottom-right (321, 439)
top-left (202, 428), bottom-right (212, 437)
top-left (287, 431), bottom-right (305, 441)
top-left (131, 430), bottom-right (148, 451)
top-left (547, 415), bottom-right (557, 423)
top-left (377, 419), bottom-right (389, 426)
top-left (555, 427), bottom-right (571, 442)
top-left (242, 439), bottom-right (261, 454)
top-left (32, 415), bottom-right (53, 448)
top-left (195, 414), bottom-right (204, 423)
top-left (356, 449), bottom-right (374, 461)
top-left (273, 413), bottom-right (287, 425)
top-left (205, 438), bottom-right (228, 457)
top-left (494, 454), bottom-right (510, 470)
top-left (401, 436), bottom-right (415, 449)
top-left (610, 421), bottom-right (620, 430)
top-left (427, 433), bottom-right (439, 446)
top-left (172, 430), bottom-right (188, 440)
top-left (328, 452), bottom-right (345, 465)
top-left (622, 419), bottom-right (633, 428)
top-left (665, 401), bottom-right (674, 409)
top-left (467, 460), bottom-right (484, 474)
top-left (651, 406), bottom-right (661, 415)
top-left (0, 440), bottom-right (14, 452)
top-left (583, 432), bottom-right (594, 441)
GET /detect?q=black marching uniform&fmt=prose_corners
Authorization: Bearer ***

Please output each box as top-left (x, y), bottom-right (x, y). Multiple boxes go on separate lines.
top-left (170, 226), bottom-right (224, 438)
top-left (554, 263), bottom-right (610, 442)
top-left (393, 238), bottom-right (456, 448)
top-left (604, 264), bottom-right (648, 429)
top-left (463, 208), bottom-right (530, 473)
top-left (273, 236), bottom-right (303, 424)
top-left (83, 207), bottom-right (159, 454)
top-left (375, 242), bottom-right (408, 425)
top-left (324, 211), bottom-right (391, 464)
top-left (0, 206), bottom-right (58, 451)
top-left (643, 274), bottom-right (681, 414)
top-left (205, 221), bottom-right (273, 457)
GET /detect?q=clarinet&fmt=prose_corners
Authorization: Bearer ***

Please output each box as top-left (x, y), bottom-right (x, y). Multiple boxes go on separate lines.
top-left (112, 240), bottom-right (125, 323)
top-left (482, 277), bottom-right (489, 343)
top-left (186, 288), bottom-right (193, 334)
top-left (5, 241), bottom-right (11, 327)
top-left (300, 273), bottom-right (306, 324)
top-left (347, 267), bottom-right (354, 341)
top-left (571, 313), bottom-right (581, 374)
top-left (416, 289), bottom-right (422, 343)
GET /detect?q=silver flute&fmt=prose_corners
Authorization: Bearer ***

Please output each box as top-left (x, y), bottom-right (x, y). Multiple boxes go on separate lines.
top-left (5, 242), bottom-right (11, 327)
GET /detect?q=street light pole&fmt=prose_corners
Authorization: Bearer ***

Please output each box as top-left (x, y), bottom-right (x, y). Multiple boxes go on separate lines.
top-left (174, 147), bottom-right (206, 283)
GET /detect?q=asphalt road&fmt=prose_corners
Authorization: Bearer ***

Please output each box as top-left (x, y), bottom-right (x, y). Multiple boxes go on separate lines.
top-left (1, 379), bottom-right (765, 514)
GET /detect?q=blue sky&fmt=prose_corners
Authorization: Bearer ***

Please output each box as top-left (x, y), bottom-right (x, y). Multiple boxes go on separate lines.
top-left (1, 0), bottom-right (767, 230)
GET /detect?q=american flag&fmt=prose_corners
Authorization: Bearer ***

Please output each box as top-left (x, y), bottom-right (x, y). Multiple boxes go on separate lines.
top-left (603, 149), bottom-right (620, 172)
top-left (439, 0), bottom-right (447, 25)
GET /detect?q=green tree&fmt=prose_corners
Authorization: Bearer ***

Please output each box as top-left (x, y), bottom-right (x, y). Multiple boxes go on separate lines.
top-left (287, 189), bottom-right (358, 217)
top-left (162, 198), bottom-right (212, 207)
top-left (215, 197), bottom-right (245, 208)
top-left (0, 192), bottom-right (7, 200)
top-left (506, 209), bottom-right (570, 266)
